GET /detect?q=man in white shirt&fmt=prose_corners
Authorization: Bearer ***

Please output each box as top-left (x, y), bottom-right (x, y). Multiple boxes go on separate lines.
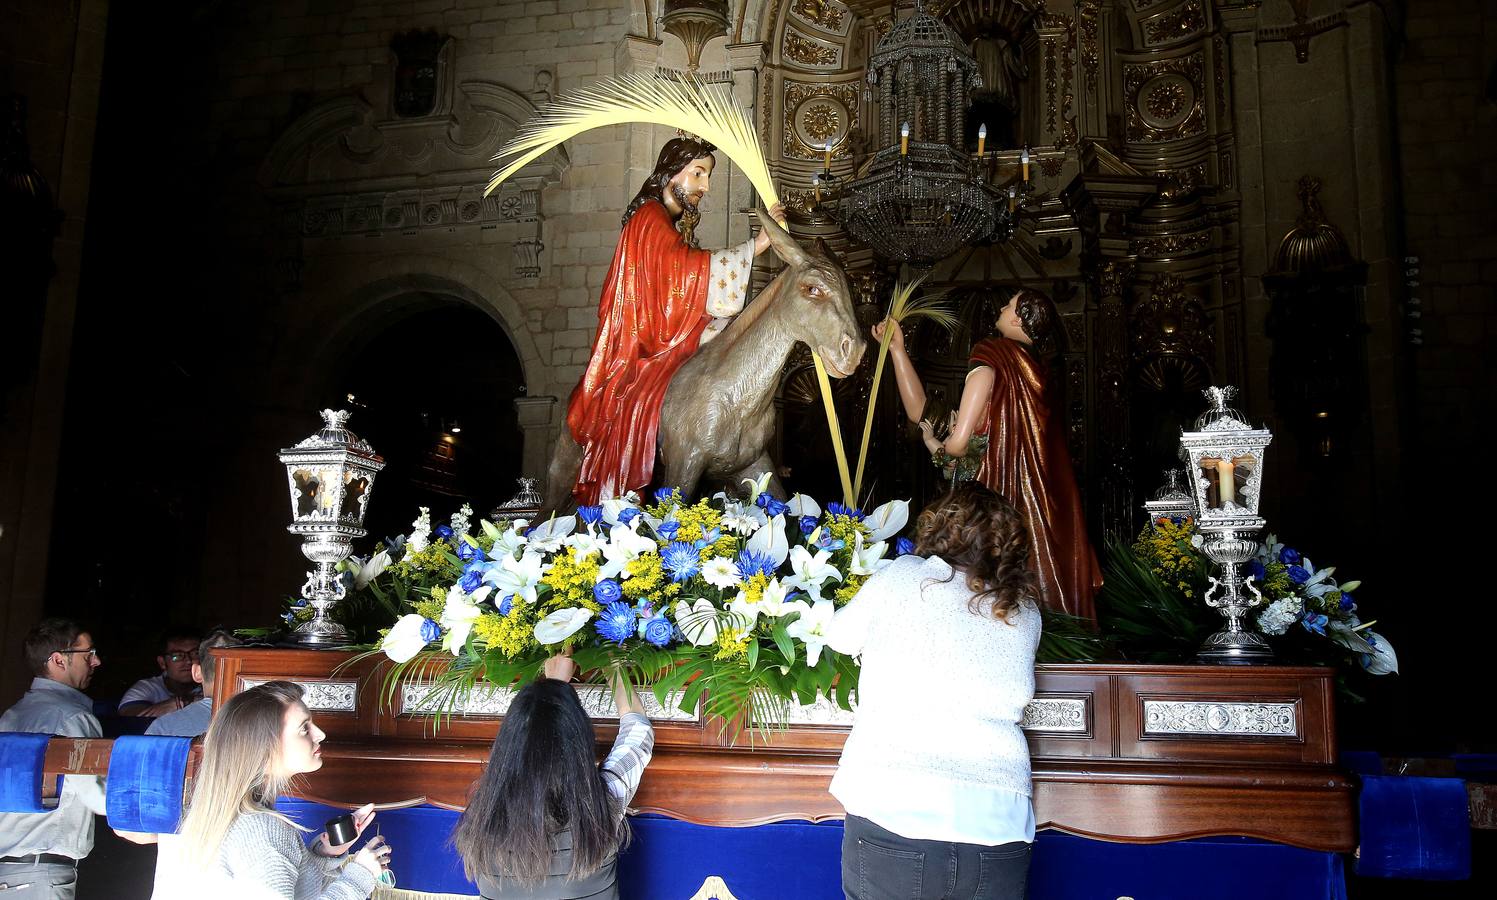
top-left (145, 629), bottom-right (239, 738)
top-left (118, 628), bottom-right (201, 717)
top-left (0, 618), bottom-right (109, 899)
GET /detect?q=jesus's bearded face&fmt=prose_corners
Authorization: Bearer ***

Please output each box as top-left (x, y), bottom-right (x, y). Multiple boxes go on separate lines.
top-left (663, 156), bottom-right (714, 217)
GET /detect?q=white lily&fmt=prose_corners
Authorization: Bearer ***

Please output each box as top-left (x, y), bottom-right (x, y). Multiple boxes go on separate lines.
top-left (786, 493), bottom-right (821, 519)
top-left (351, 548), bottom-right (391, 591)
top-left (673, 598), bottom-right (720, 647)
top-left (741, 471), bottom-right (772, 505)
top-left (782, 545), bottom-right (842, 602)
top-left (526, 515), bottom-right (576, 553)
top-left (483, 550), bottom-right (550, 606)
top-left (849, 533), bottom-right (892, 576)
top-left (492, 520), bottom-right (529, 560)
top-left (381, 614), bottom-right (432, 663)
top-left (1298, 558), bottom-right (1338, 599)
top-left (784, 599), bottom-right (836, 667)
top-left (720, 500), bottom-right (767, 535)
top-left (440, 589), bottom-right (483, 655)
top-left (701, 556), bottom-right (742, 589)
top-left (727, 595), bottom-right (761, 630)
top-left (864, 499), bottom-right (910, 542)
top-left (600, 492), bottom-right (642, 526)
top-left (533, 607), bottom-right (594, 645)
top-left (745, 514), bottom-right (790, 567)
top-left (563, 529), bottom-right (605, 560)
top-left (598, 522), bottom-right (658, 581)
top-left (1358, 630), bottom-right (1399, 676)
top-left (759, 577), bottom-right (794, 617)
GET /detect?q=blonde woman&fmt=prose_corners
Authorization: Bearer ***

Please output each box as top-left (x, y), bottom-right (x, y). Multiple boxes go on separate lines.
top-left (144, 681), bottom-right (392, 898)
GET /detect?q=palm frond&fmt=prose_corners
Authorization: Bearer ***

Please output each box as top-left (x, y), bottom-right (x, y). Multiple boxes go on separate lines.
top-left (486, 72), bottom-right (779, 211)
top-left (852, 272), bottom-right (957, 499)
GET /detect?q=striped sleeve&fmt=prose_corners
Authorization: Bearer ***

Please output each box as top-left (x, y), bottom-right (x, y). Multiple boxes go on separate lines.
top-left (600, 712), bottom-right (655, 808)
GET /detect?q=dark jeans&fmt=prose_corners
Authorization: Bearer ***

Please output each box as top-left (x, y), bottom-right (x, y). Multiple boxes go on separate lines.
top-left (841, 815), bottom-right (1030, 900)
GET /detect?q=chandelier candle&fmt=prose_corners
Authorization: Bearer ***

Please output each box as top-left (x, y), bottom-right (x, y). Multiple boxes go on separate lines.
top-left (1021, 147), bottom-right (1030, 182)
top-left (977, 124), bottom-right (986, 157)
top-left (823, 141), bottom-right (832, 172)
top-left (900, 122), bottom-right (909, 155)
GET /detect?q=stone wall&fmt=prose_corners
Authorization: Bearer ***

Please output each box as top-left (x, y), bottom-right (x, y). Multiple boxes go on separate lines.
top-left (0, 0), bottom-right (109, 706)
top-left (1396, 0), bottom-right (1497, 453)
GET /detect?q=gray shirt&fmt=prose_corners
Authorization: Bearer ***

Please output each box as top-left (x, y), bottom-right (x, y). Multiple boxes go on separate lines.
top-left (146, 697), bottom-right (213, 737)
top-left (0, 678), bottom-right (107, 859)
top-left (151, 811), bottom-right (376, 900)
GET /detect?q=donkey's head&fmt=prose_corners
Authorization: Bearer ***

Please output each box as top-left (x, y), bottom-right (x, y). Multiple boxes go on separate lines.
top-left (759, 211), bottom-right (866, 377)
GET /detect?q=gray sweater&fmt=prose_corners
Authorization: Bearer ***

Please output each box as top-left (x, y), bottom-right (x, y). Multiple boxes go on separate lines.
top-left (151, 811), bottom-right (377, 899)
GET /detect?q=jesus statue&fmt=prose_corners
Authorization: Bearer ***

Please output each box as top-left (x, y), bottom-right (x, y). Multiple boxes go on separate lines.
top-left (563, 137), bottom-right (786, 506)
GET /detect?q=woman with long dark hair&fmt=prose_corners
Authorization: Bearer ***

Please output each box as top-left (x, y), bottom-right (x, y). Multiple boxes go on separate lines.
top-left (873, 286), bottom-right (1101, 619)
top-left (453, 655), bottom-right (653, 899)
top-left (828, 485), bottom-right (1042, 900)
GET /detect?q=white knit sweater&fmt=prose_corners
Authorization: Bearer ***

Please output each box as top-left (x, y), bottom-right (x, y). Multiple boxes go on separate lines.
top-left (151, 811), bottom-right (377, 900)
top-left (827, 554), bottom-right (1040, 839)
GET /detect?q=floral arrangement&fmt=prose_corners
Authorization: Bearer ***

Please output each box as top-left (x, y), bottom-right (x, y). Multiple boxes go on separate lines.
top-left (1133, 518), bottom-right (1398, 675)
top-left (351, 483), bottom-right (913, 733)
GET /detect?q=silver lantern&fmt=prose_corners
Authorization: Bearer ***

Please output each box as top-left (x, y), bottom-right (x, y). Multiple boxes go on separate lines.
top-left (278, 409), bottom-right (386, 646)
top-left (1142, 469), bottom-right (1196, 530)
top-left (1179, 387), bottom-right (1274, 664)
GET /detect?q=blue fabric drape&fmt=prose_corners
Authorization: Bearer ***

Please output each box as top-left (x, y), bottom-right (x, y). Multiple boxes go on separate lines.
top-left (0, 732), bottom-right (60, 813)
top-left (105, 734), bottom-right (193, 833)
top-left (1356, 775), bottom-right (1471, 880)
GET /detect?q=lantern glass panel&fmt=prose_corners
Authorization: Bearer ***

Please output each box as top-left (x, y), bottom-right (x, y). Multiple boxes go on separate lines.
top-left (343, 471), bottom-right (372, 525)
top-left (1196, 452), bottom-right (1258, 511)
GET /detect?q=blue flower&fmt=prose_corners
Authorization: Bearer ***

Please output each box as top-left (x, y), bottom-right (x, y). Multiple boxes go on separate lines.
top-left (693, 527), bottom-right (721, 549)
top-left (653, 487), bottom-right (677, 503)
top-left (281, 612), bottom-right (297, 625)
top-left (641, 616), bottom-right (675, 648)
top-left (1279, 547), bottom-right (1302, 566)
top-left (814, 531), bottom-right (845, 552)
top-left (594, 579), bottom-right (623, 605)
top-left (756, 494), bottom-right (789, 517)
top-left (497, 595), bottom-right (514, 616)
top-left (618, 508), bottom-right (641, 526)
top-left (1300, 611), bottom-right (1328, 636)
top-left (457, 539), bottom-right (486, 562)
top-left (656, 520), bottom-right (681, 541)
top-left (459, 569), bottom-right (483, 593)
top-left (1287, 565), bottom-right (1310, 585)
top-left (660, 541), bottom-right (702, 582)
top-left (799, 515), bottom-right (819, 535)
top-left (1339, 591), bottom-right (1356, 611)
top-left (419, 618), bottom-right (441, 644)
top-left (827, 502), bottom-right (865, 520)
top-left (895, 537), bottom-right (916, 556)
top-left (735, 550), bottom-right (776, 580)
top-left (1170, 515), bottom-right (1185, 526)
top-left (595, 601), bottom-right (638, 645)
top-left (292, 599), bottom-right (308, 609)
top-left (1246, 559), bottom-right (1266, 582)
top-left (577, 505), bottom-right (603, 526)
top-left (435, 525), bottom-right (454, 540)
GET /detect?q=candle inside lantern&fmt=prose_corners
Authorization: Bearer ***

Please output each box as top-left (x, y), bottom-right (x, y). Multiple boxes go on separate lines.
top-left (900, 122), bottom-right (910, 156)
top-left (1021, 147), bottom-right (1030, 182)
top-left (1214, 458), bottom-right (1237, 507)
top-left (977, 123), bottom-right (987, 157)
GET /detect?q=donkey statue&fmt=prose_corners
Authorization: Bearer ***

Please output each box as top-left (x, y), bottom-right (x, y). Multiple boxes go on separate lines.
top-left (543, 212), bottom-right (864, 511)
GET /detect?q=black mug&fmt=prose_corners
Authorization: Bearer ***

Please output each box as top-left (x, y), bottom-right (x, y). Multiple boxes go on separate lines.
top-left (324, 812), bottom-right (358, 847)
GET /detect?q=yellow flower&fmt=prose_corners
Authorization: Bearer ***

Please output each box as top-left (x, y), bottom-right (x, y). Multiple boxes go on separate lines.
top-left (472, 609), bottom-right (537, 658)
top-left (541, 547), bottom-right (602, 610)
top-left (714, 626), bottom-right (750, 660)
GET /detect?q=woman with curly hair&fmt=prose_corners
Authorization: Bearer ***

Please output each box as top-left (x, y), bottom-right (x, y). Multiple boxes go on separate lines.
top-left (827, 484), bottom-right (1041, 900)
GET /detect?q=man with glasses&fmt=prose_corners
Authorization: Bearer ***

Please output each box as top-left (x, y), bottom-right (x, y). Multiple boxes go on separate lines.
top-left (0, 618), bottom-right (108, 898)
top-left (145, 629), bottom-right (240, 737)
top-left (117, 627), bottom-right (201, 717)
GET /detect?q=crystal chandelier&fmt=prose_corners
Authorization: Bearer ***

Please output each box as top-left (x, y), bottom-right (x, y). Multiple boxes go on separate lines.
top-left (818, 0), bottom-right (1025, 265)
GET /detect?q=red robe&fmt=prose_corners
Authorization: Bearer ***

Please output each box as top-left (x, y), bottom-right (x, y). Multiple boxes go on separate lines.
top-left (970, 337), bottom-right (1102, 620)
top-left (566, 201), bottom-right (711, 505)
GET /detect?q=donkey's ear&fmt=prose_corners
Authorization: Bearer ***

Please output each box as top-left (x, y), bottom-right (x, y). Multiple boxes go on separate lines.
top-left (811, 237), bottom-right (834, 261)
top-left (759, 206), bottom-right (808, 268)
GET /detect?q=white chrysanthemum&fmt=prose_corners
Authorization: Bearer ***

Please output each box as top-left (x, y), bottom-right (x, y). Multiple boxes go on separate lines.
top-left (1256, 598), bottom-right (1302, 636)
top-left (701, 556), bottom-right (742, 589)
